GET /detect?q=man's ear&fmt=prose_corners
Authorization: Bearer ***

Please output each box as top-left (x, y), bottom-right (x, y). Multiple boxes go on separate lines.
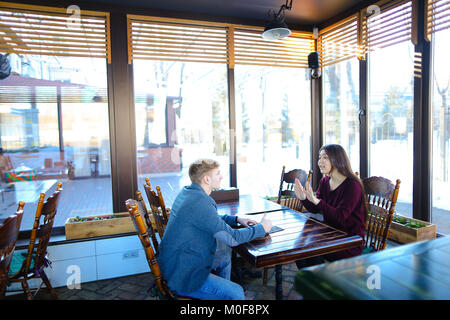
top-left (202, 174), bottom-right (210, 185)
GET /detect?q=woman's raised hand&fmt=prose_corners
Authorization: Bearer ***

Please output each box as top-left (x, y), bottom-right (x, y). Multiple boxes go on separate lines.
top-left (294, 178), bottom-right (306, 200)
top-left (305, 181), bottom-right (320, 205)
top-left (304, 181), bottom-right (315, 201)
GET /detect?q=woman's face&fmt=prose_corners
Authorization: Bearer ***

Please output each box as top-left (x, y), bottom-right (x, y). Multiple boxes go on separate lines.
top-left (318, 149), bottom-right (332, 176)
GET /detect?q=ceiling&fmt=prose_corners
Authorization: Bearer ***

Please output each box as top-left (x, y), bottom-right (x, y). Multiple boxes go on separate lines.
top-left (83, 0), bottom-right (365, 27)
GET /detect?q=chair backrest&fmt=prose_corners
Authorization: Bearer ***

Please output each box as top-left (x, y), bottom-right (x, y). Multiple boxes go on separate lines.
top-left (277, 166), bottom-right (312, 212)
top-left (23, 182), bottom-right (63, 273)
top-left (143, 178), bottom-right (170, 238)
top-left (125, 200), bottom-right (175, 299)
top-left (0, 207), bottom-right (24, 298)
top-left (135, 190), bottom-right (160, 253)
top-left (362, 176), bottom-right (401, 251)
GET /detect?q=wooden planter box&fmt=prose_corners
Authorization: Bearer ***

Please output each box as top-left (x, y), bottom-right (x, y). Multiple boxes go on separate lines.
top-left (388, 214), bottom-right (436, 244)
top-left (65, 213), bottom-right (135, 240)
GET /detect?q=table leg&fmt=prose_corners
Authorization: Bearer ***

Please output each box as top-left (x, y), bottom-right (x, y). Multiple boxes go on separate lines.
top-left (275, 264), bottom-right (283, 300)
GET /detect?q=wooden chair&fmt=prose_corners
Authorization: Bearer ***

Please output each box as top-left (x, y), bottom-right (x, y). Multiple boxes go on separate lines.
top-left (277, 166), bottom-right (312, 213)
top-left (125, 200), bottom-right (193, 300)
top-left (136, 190), bottom-right (160, 253)
top-left (0, 204), bottom-right (24, 299)
top-left (143, 178), bottom-right (170, 238)
top-left (0, 153), bottom-right (13, 183)
top-left (8, 182), bottom-right (63, 300)
top-left (260, 167), bottom-right (313, 285)
top-left (362, 176), bottom-right (401, 253)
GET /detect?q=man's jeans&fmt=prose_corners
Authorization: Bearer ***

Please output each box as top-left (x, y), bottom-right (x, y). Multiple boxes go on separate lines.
top-left (174, 241), bottom-right (245, 300)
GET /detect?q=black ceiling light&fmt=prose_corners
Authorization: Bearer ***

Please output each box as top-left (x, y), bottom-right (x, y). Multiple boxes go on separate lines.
top-left (262, 0), bottom-right (293, 40)
top-left (0, 53), bottom-right (11, 80)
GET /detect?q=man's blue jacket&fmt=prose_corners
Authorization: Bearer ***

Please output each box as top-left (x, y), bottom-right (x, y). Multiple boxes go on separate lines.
top-left (157, 183), bottom-right (266, 293)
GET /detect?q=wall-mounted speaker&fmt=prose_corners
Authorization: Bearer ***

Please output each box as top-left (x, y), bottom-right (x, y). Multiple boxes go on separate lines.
top-left (308, 51), bottom-right (320, 69)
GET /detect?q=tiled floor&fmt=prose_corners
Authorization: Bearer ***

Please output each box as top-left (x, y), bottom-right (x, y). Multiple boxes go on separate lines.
top-left (4, 261), bottom-right (302, 300)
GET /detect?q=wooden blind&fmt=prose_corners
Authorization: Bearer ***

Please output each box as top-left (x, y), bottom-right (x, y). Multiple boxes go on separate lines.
top-left (0, 2), bottom-right (110, 62)
top-left (318, 14), bottom-right (359, 67)
top-left (0, 83), bottom-right (108, 104)
top-left (426, 0), bottom-right (450, 41)
top-left (361, 0), bottom-right (412, 55)
top-left (233, 28), bottom-right (314, 68)
top-left (128, 16), bottom-right (229, 64)
top-left (128, 15), bottom-right (314, 68)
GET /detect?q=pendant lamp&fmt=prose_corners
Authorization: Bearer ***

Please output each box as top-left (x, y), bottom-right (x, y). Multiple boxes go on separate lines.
top-left (262, 0), bottom-right (293, 40)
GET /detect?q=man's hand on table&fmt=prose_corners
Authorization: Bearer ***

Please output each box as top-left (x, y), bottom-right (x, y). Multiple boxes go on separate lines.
top-left (236, 216), bottom-right (259, 227)
top-left (236, 213), bottom-right (272, 234)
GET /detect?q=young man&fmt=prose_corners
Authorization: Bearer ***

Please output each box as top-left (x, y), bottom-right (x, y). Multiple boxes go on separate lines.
top-left (157, 159), bottom-right (272, 300)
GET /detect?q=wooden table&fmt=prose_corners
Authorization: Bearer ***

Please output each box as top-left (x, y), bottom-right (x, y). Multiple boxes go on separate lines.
top-left (0, 179), bottom-right (57, 224)
top-left (232, 208), bottom-right (363, 300)
top-left (216, 194), bottom-right (289, 216)
top-left (294, 236), bottom-right (450, 300)
top-left (1, 179), bottom-right (57, 203)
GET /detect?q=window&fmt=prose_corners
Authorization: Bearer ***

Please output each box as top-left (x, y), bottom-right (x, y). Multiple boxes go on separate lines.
top-left (128, 17), bottom-right (314, 199)
top-left (319, 14), bottom-right (360, 173)
top-left (0, 4), bottom-right (112, 231)
top-left (363, 0), bottom-right (414, 217)
top-left (429, 0), bottom-right (450, 234)
top-left (0, 54), bottom-right (112, 231)
top-left (368, 42), bottom-right (414, 217)
top-left (322, 59), bottom-right (360, 172)
top-left (235, 65), bottom-right (311, 197)
top-left (133, 60), bottom-right (230, 198)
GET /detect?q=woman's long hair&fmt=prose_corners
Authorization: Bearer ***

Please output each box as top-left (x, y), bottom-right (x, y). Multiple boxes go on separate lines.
top-left (320, 144), bottom-right (369, 221)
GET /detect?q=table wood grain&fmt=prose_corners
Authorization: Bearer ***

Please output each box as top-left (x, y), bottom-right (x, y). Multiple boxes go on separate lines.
top-left (294, 236), bottom-right (450, 300)
top-left (234, 209), bottom-right (363, 268)
top-left (216, 194), bottom-right (288, 216)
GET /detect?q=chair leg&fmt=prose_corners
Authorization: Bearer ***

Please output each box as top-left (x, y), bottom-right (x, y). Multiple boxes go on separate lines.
top-left (20, 280), bottom-right (33, 300)
top-left (262, 267), bottom-right (268, 285)
top-left (39, 269), bottom-right (58, 300)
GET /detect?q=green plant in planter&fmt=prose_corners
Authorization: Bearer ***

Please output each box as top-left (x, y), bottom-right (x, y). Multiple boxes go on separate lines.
top-left (404, 221), bottom-right (426, 229)
top-left (70, 214), bottom-right (129, 223)
top-left (393, 214), bottom-right (408, 225)
top-left (393, 214), bottom-right (425, 229)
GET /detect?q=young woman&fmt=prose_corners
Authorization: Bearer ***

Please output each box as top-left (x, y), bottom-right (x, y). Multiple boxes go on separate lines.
top-left (294, 144), bottom-right (367, 268)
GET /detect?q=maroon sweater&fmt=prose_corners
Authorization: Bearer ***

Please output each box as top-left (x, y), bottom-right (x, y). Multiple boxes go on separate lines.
top-left (302, 176), bottom-right (366, 260)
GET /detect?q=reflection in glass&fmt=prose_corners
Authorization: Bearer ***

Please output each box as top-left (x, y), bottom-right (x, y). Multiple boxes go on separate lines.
top-left (431, 29), bottom-right (450, 235)
top-left (235, 65), bottom-right (311, 198)
top-left (0, 54), bottom-right (112, 231)
top-left (323, 58), bottom-right (360, 172)
top-left (133, 60), bottom-right (229, 203)
top-left (368, 42), bottom-right (414, 217)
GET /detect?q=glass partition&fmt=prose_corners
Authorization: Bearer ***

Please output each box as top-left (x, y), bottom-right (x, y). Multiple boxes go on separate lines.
top-left (234, 65), bottom-right (311, 198)
top-left (368, 42), bottom-right (414, 217)
top-left (322, 58), bottom-right (360, 172)
top-left (133, 60), bottom-right (229, 203)
top-left (0, 54), bottom-right (112, 231)
top-left (431, 29), bottom-right (450, 235)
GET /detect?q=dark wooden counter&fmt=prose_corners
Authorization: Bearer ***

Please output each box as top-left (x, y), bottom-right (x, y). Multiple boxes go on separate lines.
top-left (294, 236), bottom-right (450, 300)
